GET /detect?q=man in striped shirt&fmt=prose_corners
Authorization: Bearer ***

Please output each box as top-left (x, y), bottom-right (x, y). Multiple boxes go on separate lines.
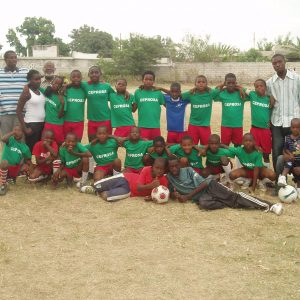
top-left (0, 50), bottom-right (28, 135)
top-left (267, 54), bottom-right (300, 171)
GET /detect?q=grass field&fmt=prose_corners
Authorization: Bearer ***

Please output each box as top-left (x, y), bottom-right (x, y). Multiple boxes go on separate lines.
top-left (0, 84), bottom-right (299, 299)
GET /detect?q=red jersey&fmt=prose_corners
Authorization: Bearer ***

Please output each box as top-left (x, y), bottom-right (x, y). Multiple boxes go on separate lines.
top-left (32, 141), bottom-right (58, 163)
top-left (124, 166), bottom-right (168, 197)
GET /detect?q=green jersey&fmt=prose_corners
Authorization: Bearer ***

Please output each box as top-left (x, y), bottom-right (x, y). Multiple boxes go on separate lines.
top-left (170, 144), bottom-right (203, 169)
top-left (133, 89), bottom-right (165, 128)
top-left (229, 146), bottom-right (263, 170)
top-left (110, 93), bottom-right (135, 127)
top-left (150, 150), bottom-right (169, 159)
top-left (86, 138), bottom-right (118, 166)
top-left (215, 90), bottom-right (248, 128)
top-left (123, 140), bottom-right (153, 169)
top-left (45, 94), bottom-right (64, 125)
top-left (206, 147), bottom-right (235, 166)
top-left (2, 136), bottom-right (31, 166)
top-left (249, 91), bottom-right (271, 129)
top-left (59, 143), bottom-right (88, 169)
top-left (182, 88), bottom-right (220, 126)
top-left (64, 87), bottom-right (86, 122)
top-left (82, 81), bottom-right (115, 121)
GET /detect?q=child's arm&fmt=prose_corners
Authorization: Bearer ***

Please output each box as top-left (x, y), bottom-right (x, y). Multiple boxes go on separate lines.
top-left (58, 94), bottom-right (65, 118)
top-left (1, 131), bottom-right (14, 144)
top-left (154, 87), bottom-right (170, 94)
top-left (215, 82), bottom-right (225, 90)
top-left (269, 95), bottom-right (276, 109)
top-left (193, 145), bottom-right (205, 157)
top-left (177, 181), bottom-right (209, 202)
top-left (44, 142), bottom-right (58, 158)
top-left (164, 146), bottom-right (173, 157)
top-left (16, 88), bottom-right (32, 135)
top-left (67, 146), bottom-right (92, 158)
top-left (137, 177), bottom-right (160, 192)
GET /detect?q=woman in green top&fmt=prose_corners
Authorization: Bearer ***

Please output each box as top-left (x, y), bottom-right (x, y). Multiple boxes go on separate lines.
top-left (43, 76), bottom-right (65, 145)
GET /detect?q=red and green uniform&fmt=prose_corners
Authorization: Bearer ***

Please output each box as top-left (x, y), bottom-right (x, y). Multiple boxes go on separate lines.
top-left (169, 144), bottom-right (203, 170)
top-left (86, 138), bottom-right (118, 166)
top-left (59, 143), bottom-right (88, 169)
top-left (133, 89), bottom-right (165, 129)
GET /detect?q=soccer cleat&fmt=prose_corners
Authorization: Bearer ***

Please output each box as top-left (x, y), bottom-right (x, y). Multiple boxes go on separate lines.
top-left (80, 185), bottom-right (96, 194)
top-left (241, 178), bottom-right (251, 190)
top-left (0, 184), bottom-right (8, 196)
top-left (269, 203), bottom-right (284, 216)
top-left (277, 175), bottom-right (287, 187)
top-left (257, 180), bottom-right (267, 192)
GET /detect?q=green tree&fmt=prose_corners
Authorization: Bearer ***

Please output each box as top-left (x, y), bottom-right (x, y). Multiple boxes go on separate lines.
top-left (6, 17), bottom-right (70, 57)
top-left (102, 34), bottom-right (169, 76)
top-left (257, 38), bottom-right (274, 51)
top-left (176, 34), bottom-right (239, 62)
top-left (69, 25), bottom-right (114, 57)
top-left (237, 48), bottom-right (267, 62)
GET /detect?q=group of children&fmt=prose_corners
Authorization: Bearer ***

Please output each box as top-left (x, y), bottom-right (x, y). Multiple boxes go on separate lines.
top-left (1, 67), bottom-right (299, 208)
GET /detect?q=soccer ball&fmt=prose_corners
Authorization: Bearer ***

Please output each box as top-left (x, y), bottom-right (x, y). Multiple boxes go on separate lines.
top-left (278, 185), bottom-right (298, 203)
top-left (151, 185), bottom-right (170, 204)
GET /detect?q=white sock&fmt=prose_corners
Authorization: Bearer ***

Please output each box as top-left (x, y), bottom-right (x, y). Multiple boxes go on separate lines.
top-left (222, 162), bottom-right (232, 179)
top-left (53, 160), bottom-right (61, 174)
top-left (81, 171), bottom-right (88, 182)
top-left (263, 162), bottom-right (270, 168)
top-left (235, 157), bottom-right (242, 168)
top-left (89, 157), bottom-right (95, 174)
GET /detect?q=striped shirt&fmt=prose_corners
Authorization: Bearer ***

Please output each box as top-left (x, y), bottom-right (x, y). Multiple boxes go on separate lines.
top-left (0, 67), bottom-right (29, 116)
top-left (267, 70), bottom-right (300, 127)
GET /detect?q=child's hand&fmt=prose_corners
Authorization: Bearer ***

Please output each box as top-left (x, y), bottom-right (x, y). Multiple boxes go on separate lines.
top-left (139, 85), bottom-right (144, 90)
top-left (24, 127), bottom-right (33, 136)
top-left (67, 145), bottom-right (74, 153)
top-left (150, 177), bottom-right (160, 189)
top-left (189, 87), bottom-right (197, 95)
top-left (254, 145), bottom-right (263, 153)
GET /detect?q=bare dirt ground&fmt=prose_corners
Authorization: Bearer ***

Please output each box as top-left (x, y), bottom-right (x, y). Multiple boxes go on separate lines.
top-left (0, 84), bottom-right (299, 300)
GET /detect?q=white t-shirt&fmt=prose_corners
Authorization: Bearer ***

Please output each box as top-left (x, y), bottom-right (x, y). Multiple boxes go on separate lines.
top-left (24, 89), bottom-right (46, 123)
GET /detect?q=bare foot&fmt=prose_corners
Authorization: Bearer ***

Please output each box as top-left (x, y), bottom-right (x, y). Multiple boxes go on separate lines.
top-left (99, 191), bottom-right (108, 201)
top-left (144, 195), bottom-right (153, 201)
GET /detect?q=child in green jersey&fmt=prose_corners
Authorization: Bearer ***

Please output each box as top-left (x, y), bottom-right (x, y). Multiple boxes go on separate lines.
top-left (52, 133), bottom-right (91, 187)
top-left (203, 134), bottom-right (234, 183)
top-left (82, 66), bottom-right (115, 141)
top-left (43, 76), bottom-right (65, 145)
top-left (120, 126), bottom-right (153, 174)
top-left (143, 136), bottom-right (172, 166)
top-left (111, 78), bottom-right (135, 137)
top-left (169, 135), bottom-right (206, 176)
top-left (63, 70), bottom-right (86, 141)
top-left (182, 75), bottom-right (221, 145)
top-left (133, 71), bottom-right (165, 140)
top-left (215, 73), bottom-right (247, 147)
top-left (229, 133), bottom-right (276, 192)
top-left (0, 125), bottom-right (32, 195)
top-left (86, 126), bottom-right (121, 182)
top-left (246, 79), bottom-right (274, 168)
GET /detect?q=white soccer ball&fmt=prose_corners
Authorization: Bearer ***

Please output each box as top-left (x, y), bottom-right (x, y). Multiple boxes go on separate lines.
top-left (151, 185), bottom-right (170, 204)
top-left (278, 185), bottom-right (298, 203)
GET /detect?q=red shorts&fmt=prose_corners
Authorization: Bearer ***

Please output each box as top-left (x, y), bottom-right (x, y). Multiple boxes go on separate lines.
top-left (221, 126), bottom-right (243, 146)
top-left (139, 128), bottom-right (161, 140)
top-left (206, 165), bottom-right (223, 175)
top-left (114, 126), bottom-right (134, 137)
top-left (188, 124), bottom-right (211, 145)
top-left (44, 123), bottom-right (64, 144)
top-left (63, 121), bottom-right (84, 141)
top-left (88, 120), bottom-right (112, 136)
top-left (95, 164), bottom-right (113, 176)
top-left (37, 164), bottom-right (52, 175)
top-left (167, 131), bottom-right (187, 144)
top-left (245, 168), bottom-right (254, 178)
top-left (250, 126), bottom-right (272, 154)
top-left (8, 165), bottom-right (21, 178)
top-left (124, 167), bottom-right (144, 174)
top-left (63, 167), bottom-right (80, 178)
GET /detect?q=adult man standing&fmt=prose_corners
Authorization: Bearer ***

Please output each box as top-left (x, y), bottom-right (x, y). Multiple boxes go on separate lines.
top-left (267, 54), bottom-right (300, 171)
top-left (0, 50), bottom-right (28, 135)
top-left (40, 61), bottom-right (56, 89)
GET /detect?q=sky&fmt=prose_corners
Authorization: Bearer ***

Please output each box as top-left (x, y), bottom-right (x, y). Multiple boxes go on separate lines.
top-left (0, 0), bottom-right (299, 53)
